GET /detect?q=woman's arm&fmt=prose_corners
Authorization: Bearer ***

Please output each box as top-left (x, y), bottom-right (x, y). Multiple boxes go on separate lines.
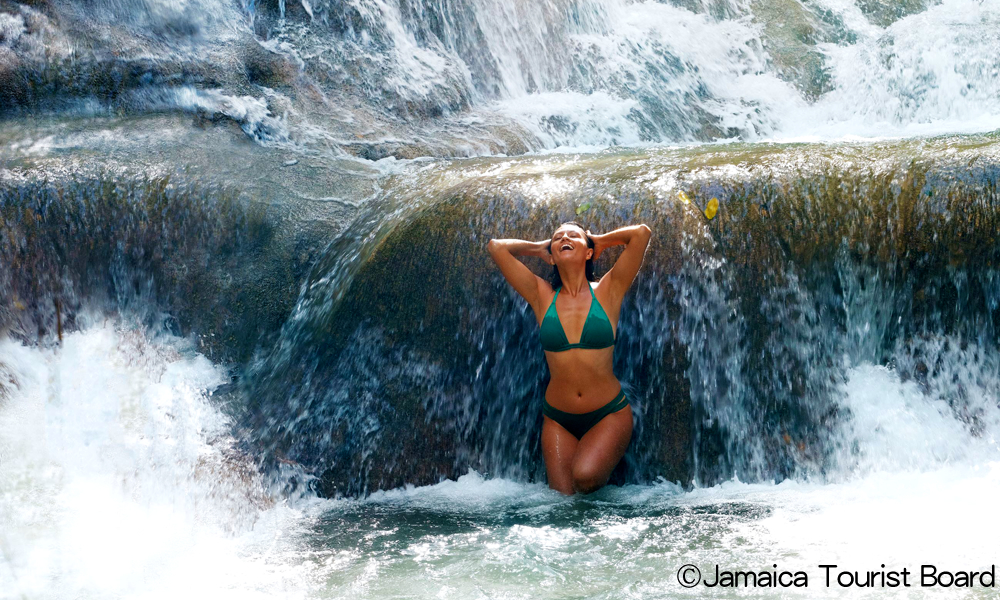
top-left (589, 225), bottom-right (652, 298)
top-left (487, 238), bottom-right (552, 310)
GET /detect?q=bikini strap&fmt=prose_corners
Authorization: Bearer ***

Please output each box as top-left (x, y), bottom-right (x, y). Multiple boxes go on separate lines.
top-left (546, 287), bottom-right (561, 318)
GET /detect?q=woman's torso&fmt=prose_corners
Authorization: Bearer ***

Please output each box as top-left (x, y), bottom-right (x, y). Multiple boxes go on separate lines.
top-left (538, 282), bottom-right (621, 413)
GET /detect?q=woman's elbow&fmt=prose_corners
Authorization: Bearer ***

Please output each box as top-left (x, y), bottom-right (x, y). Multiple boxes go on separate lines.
top-left (638, 224), bottom-right (652, 238)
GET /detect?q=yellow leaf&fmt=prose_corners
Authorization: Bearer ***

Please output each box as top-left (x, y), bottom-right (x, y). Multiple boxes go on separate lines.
top-left (705, 197), bottom-right (719, 220)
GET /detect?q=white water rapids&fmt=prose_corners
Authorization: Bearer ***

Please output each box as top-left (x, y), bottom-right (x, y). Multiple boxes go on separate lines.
top-left (20, 0), bottom-right (995, 153)
top-left (0, 324), bottom-right (314, 599)
top-left (254, 0), bottom-right (1000, 150)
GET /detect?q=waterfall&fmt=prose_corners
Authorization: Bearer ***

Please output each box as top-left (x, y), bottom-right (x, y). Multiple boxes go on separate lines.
top-left (239, 138), bottom-right (1000, 493)
top-left (1, 0), bottom-right (997, 155)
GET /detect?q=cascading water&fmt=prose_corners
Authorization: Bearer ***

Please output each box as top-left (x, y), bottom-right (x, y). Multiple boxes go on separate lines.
top-left (3, 0), bottom-right (999, 154)
top-left (240, 139), bottom-right (1000, 494)
top-left (0, 322), bottom-right (325, 599)
top-left (5, 0), bottom-right (1000, 596)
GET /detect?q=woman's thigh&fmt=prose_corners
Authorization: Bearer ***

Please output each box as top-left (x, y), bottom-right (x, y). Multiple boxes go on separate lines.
top-left (571, 406), bottom-right (632, 493)
top-left (541, 416), bottom-right (578, 495)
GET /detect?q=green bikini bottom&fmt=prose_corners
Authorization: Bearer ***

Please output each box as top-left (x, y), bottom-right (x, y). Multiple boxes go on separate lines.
top-left (543, 389), bottom-right (629, 439)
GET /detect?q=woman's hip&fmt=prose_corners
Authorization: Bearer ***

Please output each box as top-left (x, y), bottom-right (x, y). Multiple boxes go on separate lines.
top-left (542, 388), bottom-right (629, 440)
top-left (544, 377), bottom-right (622, 413)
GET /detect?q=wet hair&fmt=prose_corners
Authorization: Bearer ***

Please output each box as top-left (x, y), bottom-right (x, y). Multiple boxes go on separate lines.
top-left (547, 221), bottom-right (595, 289)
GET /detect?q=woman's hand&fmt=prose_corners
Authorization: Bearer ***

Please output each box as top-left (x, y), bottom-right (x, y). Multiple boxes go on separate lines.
top-left (535, 239), bottom-right (556, 263)
top-left (526, 239), bottom-right (554, 263)
top-left (587, 230), bottom-right (609, 260)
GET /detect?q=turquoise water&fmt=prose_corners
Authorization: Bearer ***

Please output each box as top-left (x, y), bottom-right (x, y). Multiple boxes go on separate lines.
top-left (298, 468), bottom-right (1000, 599)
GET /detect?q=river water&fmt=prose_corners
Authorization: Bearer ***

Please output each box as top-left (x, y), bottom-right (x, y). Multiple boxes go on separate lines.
top-left (4, 0), bottom-right (1000, 597)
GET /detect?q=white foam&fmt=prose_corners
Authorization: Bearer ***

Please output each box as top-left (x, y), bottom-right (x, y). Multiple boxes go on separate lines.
top-left (831, 349), bottom-right (1000, 477)
top-left (0, 325), bottom-right (314, 600)
top-left (319, 0), bottom-right (1000, 150)
top-left (170, 87), bottom-right (290, 142)
top-left (773, 0), bottom-right (1000, 141)
top-left (494, 90), bottom-right (645, 149)
top-left (363, 470), bottom-right (557, 508)
top-left (485, 0), bottom-right (796, 147)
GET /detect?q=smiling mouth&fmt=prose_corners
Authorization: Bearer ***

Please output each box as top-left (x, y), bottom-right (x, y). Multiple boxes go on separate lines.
top-left (560, 244), bottom-right (573, 252)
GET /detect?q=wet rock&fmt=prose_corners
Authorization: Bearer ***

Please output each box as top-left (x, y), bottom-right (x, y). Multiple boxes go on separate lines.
top-left (0, 171), bottom-right (304, 365)
top-left (245, 137), bottom-right (1000, 495)
top-left (240, 39), bottom-right (299, 89)
top-left (751, 0), bottom-right (833, 100)
top-left (856, 0), bottom-right (932, 27)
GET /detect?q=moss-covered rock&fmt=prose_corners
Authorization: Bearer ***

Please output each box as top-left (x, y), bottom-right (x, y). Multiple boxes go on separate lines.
top-left (246, 135), bottom-right (1000, 495)
top-left (0, 171), bottom-right (303, 364)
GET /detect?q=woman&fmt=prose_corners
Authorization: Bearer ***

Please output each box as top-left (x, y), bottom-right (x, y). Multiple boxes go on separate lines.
top-left (487, 221), bottom-right (652, 494)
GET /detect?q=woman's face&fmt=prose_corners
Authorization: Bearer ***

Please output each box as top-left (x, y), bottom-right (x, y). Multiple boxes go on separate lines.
top-left (549, 225), bottom-right (591, 265)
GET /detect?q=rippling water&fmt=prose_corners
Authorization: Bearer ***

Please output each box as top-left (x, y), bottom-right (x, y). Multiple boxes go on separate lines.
top-left (305, 467), bottom-right (1000, 600)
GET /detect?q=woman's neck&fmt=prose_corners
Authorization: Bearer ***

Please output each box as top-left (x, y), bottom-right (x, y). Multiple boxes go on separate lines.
top-left (558, 267), bottom-right (589, 295)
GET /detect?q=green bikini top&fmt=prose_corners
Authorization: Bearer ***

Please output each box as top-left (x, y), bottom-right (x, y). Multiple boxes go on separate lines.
top-left (539, 284), bottom-right (616, 352)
